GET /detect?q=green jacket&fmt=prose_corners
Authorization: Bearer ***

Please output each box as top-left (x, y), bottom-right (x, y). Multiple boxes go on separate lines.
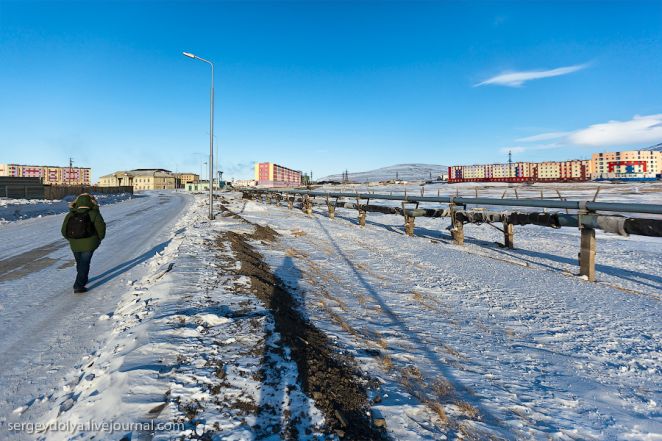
top-left (61, 194), bottom-right (107, 252)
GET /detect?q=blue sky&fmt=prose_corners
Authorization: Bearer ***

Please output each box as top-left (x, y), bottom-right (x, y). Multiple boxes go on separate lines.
top-left (1, 1), bottom-right (661, 181)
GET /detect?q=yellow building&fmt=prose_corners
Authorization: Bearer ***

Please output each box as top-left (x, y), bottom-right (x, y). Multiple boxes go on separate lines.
top-left (0, 163), bottom-right (91, 185)
top-left (534, 160), bottom-right (589, 181)
top-left (98, 169), bottom-right (176, 191)
top-left (175, 173), bottom-right (199, 187)
top-left (590, 150), bottom-right (661, 181)
top-left (449, 160), bottom-right (588, 182)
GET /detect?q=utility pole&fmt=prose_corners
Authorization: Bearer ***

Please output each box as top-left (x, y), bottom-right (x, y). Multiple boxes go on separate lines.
top-left (183, 51), bottom-right (215, 220)
top-left (508, 150), bottom-right (513, 181)
top-left (69, 157), bottom-right (74, 185)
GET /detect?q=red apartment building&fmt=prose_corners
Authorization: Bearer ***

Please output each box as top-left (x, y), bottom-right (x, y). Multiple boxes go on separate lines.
top-left (254, 162), bottom-right (302, 187)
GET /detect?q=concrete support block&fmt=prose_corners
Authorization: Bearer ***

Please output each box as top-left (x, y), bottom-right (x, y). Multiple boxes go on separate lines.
top-left (579, 227), bottom-right (596, 281)
top-left (288, 198), bottom-right (293, 210)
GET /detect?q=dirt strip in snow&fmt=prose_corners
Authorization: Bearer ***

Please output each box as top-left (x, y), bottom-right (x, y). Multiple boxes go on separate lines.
top-left (221, 221), bottom-right (386, 440)
top-left (16, 196), bottom-right (388, 440)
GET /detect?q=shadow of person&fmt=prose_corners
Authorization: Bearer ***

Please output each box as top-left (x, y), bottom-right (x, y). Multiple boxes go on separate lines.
top-left (86, 239), bottom-right (172, 290)
top-left (254, 256), bottom-right (313, 439)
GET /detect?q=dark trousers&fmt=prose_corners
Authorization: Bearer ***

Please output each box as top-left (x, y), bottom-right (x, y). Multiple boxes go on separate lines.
top-left (73, 250), bottom-right (94, 289)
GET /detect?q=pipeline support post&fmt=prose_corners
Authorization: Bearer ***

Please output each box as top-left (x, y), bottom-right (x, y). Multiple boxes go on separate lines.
top-left (357, 196), bottom-right (368, 227)
top-left (449, 200), bottom-right (464, 245)
top-left (302, 195), bottom-right (313, 216)
top-left (504, 222), bottom-right (514, 249)
top-left (404, 215), bottom-right (415, 236)
top-left (288, 196), bottom-right (294, 210)
top-left (578, 201), bottom-right (597, 282)
top-left (358, 210), bottom-right (366, 227)
top-left (402, 201), bottom-right (418, 237)
top-left (579, 227), bottom-right (596, 281)
top-left (327, 196), bottom-right (336, 219)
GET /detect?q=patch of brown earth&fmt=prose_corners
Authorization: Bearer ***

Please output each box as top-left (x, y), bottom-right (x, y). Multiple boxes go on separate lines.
top-left (219, 230), bottom-right (386, 440)
top-left (249, 224), bottom-right (279, 243)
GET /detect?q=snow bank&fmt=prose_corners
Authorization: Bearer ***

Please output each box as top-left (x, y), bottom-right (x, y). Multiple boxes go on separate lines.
top-left (0, 193), bottom-right (135, 223)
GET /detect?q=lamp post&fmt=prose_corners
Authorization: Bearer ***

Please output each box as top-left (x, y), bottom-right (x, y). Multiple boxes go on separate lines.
top-left (183, 51), bottom-right (215, 220)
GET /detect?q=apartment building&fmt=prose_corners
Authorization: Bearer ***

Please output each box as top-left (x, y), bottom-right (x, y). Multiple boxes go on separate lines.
top-left (590, 150), bottom-right (661, 181)
top-left (448, 160), bottom-right (584, 183)
top-left (254, 162), bottom-right (302, 187)
top-left (0, 163), bottom-right (91, 185)
top-left (535, 160), bottom-right (590, 181)
top-left (98, 169), bottom-right (176, 191)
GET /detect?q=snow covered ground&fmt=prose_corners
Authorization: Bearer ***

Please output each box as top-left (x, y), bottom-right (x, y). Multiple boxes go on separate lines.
top-left (0, 193), bottom-right (135, 223)
top-left (226, 191), bottom-right (661, 440)
top-left (27, 197), bottom-right (328, 441)
top-left (1, 188), bottom-right (660, 440)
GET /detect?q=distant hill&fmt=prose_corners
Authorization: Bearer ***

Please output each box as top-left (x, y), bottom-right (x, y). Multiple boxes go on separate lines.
top-left (643, 142), bottom-right (662, 152)
top-left (319, 163), bottom-right (448, 183)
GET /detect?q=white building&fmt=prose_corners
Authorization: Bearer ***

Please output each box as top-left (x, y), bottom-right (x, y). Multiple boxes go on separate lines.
top-left (590, 150), bottom-right (661, 181)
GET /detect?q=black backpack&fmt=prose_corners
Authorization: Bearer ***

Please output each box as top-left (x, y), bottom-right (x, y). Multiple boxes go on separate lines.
top-left (66, 211), bottom-right (96, 239)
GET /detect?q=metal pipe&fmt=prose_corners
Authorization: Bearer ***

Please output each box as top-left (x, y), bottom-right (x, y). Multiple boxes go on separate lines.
top-left (248, 189), bottom-right (662, 215)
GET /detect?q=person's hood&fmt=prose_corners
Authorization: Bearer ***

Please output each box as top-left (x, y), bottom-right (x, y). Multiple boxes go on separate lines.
top-left (69, 193), bottom-right (98, 211)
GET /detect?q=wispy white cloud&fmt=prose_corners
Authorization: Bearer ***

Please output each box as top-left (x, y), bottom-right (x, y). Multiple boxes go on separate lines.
top-left (515, 131), bottom-right (570, 142)
top-left (518, 114), bottom-right (662, 149)
top-left (499, 146), bottom-right (527, 154)
top-left (499, 143), bottom-right (566, 154)
top-left (568, 114), bottom-right (662, 146)
top-left (476, 64), bottom-right (589, 87)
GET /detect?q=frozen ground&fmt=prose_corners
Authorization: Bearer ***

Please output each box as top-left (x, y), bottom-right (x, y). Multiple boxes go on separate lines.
top-left (0, 193), bottom-right (135, 223)
top-left (1, 188), bottom-right (660, 440)
top-left (30, 197), bottom-right (327, 440)
top-left (226, 190), bottom-right (661, 440)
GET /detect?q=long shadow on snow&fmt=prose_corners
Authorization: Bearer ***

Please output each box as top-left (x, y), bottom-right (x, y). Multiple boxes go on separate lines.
top-left (323, 209), bottom-right (661, 291)
top-left (255, 256), bottom-right (312, 439)
top-left (86, 239), bottom-right (171, 290)
top-left (312, 216), bottom-right (520, 438)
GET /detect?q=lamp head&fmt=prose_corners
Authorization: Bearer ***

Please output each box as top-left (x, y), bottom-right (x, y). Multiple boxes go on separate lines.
top-left (182, 52), bottom-right (196, 59)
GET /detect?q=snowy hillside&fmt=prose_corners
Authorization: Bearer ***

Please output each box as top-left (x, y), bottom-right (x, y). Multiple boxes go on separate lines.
top-left (643, 142), bottom-right (662, 151)
top-left (320, 163), bottom-right (448, 183)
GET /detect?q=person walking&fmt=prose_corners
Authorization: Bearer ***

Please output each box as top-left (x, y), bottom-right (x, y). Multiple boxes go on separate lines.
top-left (61, 193), bottom-right (106, 293)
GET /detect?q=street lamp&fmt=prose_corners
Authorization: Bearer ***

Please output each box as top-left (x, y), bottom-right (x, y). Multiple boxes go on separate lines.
top-left (183, 51), bottom-right (215, 220)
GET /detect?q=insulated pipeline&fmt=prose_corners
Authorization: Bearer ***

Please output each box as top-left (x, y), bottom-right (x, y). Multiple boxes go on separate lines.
top-left (247, 189), bottom-right (662, 215)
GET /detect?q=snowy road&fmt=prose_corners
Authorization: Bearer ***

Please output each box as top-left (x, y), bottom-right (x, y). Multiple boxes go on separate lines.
top-left (0, 191), bottom-right (190, 429)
